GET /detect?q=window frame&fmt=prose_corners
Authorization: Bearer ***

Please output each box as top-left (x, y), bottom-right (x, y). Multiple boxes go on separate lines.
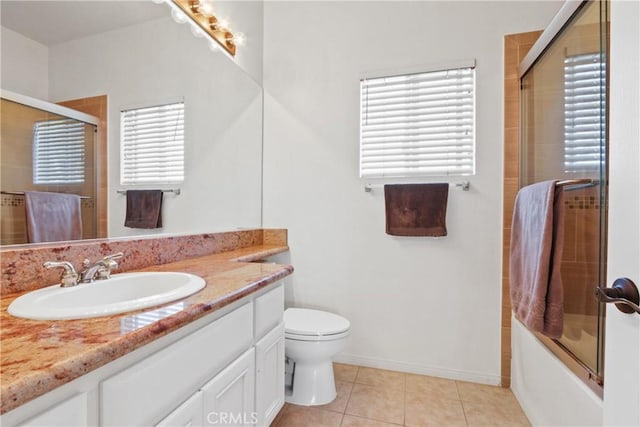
top-left (359, 60), bottom-right (476, 180)
top-left (120, 100), bottom-right (185, 186)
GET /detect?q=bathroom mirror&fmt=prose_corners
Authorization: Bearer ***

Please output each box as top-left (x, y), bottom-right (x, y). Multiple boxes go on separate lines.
top-left (0, 1), bottom-right (263, 246)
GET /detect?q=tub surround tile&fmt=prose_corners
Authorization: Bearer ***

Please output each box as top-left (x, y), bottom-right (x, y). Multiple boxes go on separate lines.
top-left (0, 230), bottom-right (291, 414)
top-left (1, 229), bottom-right (287, 295)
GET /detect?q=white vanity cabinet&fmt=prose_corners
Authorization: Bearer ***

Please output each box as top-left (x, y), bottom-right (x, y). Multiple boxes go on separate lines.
top-left (2, 282), bottom-right (285, 427)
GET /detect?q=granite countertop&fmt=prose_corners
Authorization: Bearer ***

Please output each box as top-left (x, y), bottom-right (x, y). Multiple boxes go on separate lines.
top-left (0, 244), bottom-right (293, 414)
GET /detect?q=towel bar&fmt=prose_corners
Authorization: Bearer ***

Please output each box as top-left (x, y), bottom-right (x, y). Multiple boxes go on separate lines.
top-left (1, 190), bottom-right (91, 200)
top-left (364, 181), bottom-right (470, 193)
top-left (116, 189), bottom-right (181, 195)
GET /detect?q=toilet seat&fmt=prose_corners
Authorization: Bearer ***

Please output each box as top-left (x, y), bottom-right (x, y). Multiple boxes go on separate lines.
top-left (284, 308), bottom-right (350, 341)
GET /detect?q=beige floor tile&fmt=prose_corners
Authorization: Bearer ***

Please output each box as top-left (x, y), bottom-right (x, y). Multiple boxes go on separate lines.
top-left (405, 392), bottom-right (467, 427)
top-left (456, 381), bottom-right (520, 406)
top-left (462, 400), bottom-right (531, 427)
top-left (406, 373), bottom-right (460, 401)
top-left (346, 383), bottom-right (404, 425)
top-left (341, 414), bottom-right (402, 426)
top-left (334, 363), bottom-right (359, 383)
top-left (318, 381), bottom-right (354, 413)
top-left (275, 405), bottom-right (343, 427)
top-left (354, 367), bottom-right (405, 391)
top-left (270, 404), bottom-right (288, 426)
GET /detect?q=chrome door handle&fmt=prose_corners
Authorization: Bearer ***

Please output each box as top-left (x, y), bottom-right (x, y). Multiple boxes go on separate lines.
top-left (595, 278), bottom-right (640, 315)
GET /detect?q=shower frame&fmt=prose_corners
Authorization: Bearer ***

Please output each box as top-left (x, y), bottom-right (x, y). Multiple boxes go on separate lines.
top-left (502, 0), bottom-right (609, 396)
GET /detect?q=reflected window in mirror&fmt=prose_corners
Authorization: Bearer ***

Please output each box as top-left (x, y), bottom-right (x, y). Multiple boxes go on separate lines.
top-left (33, 118), bottom-right (87, 184)
top-left (121, 101), bottom-right (185, 185)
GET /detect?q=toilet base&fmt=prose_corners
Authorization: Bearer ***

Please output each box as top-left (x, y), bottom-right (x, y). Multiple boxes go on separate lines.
top-left (285, 361), bottom-right (336, 406)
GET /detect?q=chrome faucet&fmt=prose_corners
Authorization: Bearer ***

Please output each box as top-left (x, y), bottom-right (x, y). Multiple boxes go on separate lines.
top-left (43, 261), bottom-right (79, 287)
top-left (44, 252), bottom-right (123, 287)
top-left (79, 252), bottom-right (123, 283)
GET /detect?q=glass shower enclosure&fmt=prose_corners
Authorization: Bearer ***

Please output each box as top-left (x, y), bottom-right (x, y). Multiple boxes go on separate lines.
top-left (519, 0), bottom-right (609, 386)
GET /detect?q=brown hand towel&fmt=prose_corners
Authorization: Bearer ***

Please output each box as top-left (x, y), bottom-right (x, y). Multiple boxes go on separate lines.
top-left (384, 183), bottom-right (449, 237)
top-left (124, 190), bottom-right (163, 229)
top-left (509, 180), bottom-right (565, 339)
top-left (24, 191), bottom-right (83, 243)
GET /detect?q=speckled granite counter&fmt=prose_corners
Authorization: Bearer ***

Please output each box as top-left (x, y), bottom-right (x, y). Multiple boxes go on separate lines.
top-left (0, 230), bottom-right (292, 414)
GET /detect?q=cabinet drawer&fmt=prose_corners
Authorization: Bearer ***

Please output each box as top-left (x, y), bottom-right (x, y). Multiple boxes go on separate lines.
top-left (101, 303), bottom-right (253, 426)
top-left (19, 393), bottom-right (87, 427)
top-left (254, 284), bottom-right (283, 339)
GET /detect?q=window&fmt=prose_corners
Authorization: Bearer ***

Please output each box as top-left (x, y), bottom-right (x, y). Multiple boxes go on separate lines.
top-left (33, 118), bottom-right (86, 184)
top-left (120, 102), bottom-right (184, 185)
top-left (564, 52), bottom-right (606, 173)
top-left (359, 63), bottom-right (475, 179)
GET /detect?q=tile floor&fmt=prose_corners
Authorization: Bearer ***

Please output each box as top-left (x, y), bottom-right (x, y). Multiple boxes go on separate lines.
top-left (272, 363), bottom-right (531, 427)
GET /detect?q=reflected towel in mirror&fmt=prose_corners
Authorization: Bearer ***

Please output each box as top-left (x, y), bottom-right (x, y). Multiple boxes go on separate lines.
top-left (24, 191), bottom-right (83, 243)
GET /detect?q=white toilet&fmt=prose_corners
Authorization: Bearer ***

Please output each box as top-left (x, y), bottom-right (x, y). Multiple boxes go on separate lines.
top-left (284, 308), bottom-right (351, 406)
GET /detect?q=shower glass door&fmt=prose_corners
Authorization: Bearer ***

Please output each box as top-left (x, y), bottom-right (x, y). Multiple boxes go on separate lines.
top-left (520, 0), bottom-right (609, 380)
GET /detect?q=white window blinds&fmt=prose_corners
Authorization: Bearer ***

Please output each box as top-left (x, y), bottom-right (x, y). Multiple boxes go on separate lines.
top-left (564, 53), bottom-right (606, 173)
top-left (121, 102), bottom-right (184, 185)
top-left (33, 119), bottom-right (86, 184)
top-left (360, 65), bottom-right (475, 178)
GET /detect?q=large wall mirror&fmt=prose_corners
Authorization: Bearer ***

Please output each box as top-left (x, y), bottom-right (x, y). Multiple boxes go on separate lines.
top-left (0, 1), bottom-right (263, 247)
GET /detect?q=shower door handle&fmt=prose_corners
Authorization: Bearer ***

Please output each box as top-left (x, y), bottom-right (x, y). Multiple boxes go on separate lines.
top-left (595, 278), bottom-right (640, 315)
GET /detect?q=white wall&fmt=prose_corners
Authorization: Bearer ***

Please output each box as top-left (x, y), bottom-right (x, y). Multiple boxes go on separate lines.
top-left (511, 319), bottom-right (603, 426)
top-left (48, 17), bottom-right (263, 237)
top-left (262, 1), bottom-right (561, 383)
top-left (0, 26), bottom-right (48, 99)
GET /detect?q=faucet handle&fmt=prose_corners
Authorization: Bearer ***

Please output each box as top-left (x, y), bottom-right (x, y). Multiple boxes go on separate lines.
top-left (95, 253), bottom-right (123, 280)
top-left (103, 252), bottom-right (124, 261)
top-left (44, 261), bottom-right (79, 287)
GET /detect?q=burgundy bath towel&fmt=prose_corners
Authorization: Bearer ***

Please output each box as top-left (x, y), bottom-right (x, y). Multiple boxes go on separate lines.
top-left (124, 190), bottom-right (163, 229)
top-left (384, 183), bottom-right (449, 237)
top-left (24, 191), bottom-right (83, 243)
top-left (509, 180), bottom-right (565, 339)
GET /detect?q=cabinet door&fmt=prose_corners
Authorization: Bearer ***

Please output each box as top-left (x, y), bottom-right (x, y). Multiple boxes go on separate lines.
top-left (202, 348), bottom-right (256, 427)
top-left (156, 391), bottom-right (203, 427)
top-left (255, 323), bottom-right (285, 427)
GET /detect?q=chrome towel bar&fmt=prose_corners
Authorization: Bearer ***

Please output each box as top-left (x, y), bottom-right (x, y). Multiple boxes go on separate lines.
top-left (364, 181), bottom-right (470, 193)
top-left (117, 189), bottom-right (181, 195)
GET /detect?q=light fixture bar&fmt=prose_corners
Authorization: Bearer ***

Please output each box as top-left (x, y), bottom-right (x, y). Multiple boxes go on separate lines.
top-left (171, 0), bottom-right (237, 56)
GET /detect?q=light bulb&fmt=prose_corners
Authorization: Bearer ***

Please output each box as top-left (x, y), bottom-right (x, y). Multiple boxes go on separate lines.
top-left (190, 23), bottom-right (205, 38)
top-left (170, 7), bottom-right (188, 24)
top-left (208, 40), bottom-right (220, 52)
top-left (218, 18), bottom-right (230, 32)
top-left (232, 32), bottom-right (246, 46)
top-left (200, 0), bottom-right (215, 16)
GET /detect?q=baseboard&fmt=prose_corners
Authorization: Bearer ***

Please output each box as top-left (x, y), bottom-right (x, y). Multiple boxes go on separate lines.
top-left (334, 353), bottom-right (501, 386)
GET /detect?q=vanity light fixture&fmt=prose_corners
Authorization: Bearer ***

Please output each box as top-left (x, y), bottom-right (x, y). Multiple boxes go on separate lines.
top-left (163, 0), bottom-right (245, 57)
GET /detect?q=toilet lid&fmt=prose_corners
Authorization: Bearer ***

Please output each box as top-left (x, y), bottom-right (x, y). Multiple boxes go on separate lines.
top-left (284, 308), bottom-right (350, 336)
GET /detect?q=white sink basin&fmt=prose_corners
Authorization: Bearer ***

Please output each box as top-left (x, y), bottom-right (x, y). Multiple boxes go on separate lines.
top-left (8, 272), bottom-right (206, 320)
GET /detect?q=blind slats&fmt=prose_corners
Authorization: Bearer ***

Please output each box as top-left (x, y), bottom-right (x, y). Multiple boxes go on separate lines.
top-left (33, 119), bottom-right (86, 184)
top-left (121, 102), bottom-right (185, 185)
top-left (360, 66), bottom-right (475, 178)
top-left (564, 53), bottom-right (606, 173)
